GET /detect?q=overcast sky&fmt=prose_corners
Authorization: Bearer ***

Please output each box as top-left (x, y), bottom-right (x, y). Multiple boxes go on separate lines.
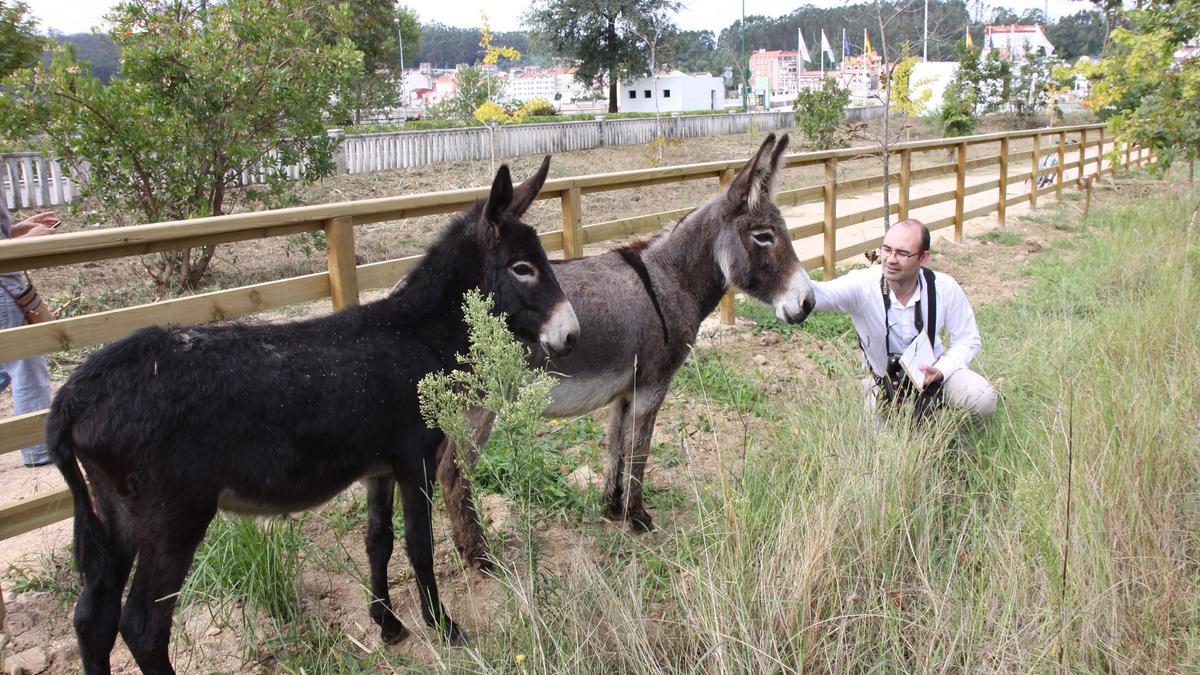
top-left (27, 1), bottom-right (1101, 36)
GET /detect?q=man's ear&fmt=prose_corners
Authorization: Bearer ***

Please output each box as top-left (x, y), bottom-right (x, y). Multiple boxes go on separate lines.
top-left (725, 133), bottom-right (777, 213)
top-left (480, 164), bottom-right (514, 240)
top-left (508, 155), bottom-right (551, 220)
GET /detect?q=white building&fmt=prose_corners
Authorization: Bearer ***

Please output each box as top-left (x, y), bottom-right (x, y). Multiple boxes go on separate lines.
top-left (504, 67), bottom-right (592, 106)
top-left (982, 24), bottom-right (1056, 62)
top-left (909, 61), bottom-right (959, 113)
top-left (618, 71), bottom-right (725, 113)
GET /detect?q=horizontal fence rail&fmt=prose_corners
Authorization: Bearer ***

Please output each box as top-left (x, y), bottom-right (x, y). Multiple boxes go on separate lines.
top-left (0, 122), bottom-right (1154, 545)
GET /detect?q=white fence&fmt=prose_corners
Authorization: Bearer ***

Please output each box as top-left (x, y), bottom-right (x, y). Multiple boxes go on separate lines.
top-left (2, 153), bottom-right (76, 211)
top-left (339, 110), bottom-right (802, 174)
top-left (4, 107), bottom-right (888, 208)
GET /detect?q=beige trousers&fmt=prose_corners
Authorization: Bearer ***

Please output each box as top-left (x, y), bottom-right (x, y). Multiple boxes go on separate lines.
top-left (863, 367), bottom-right (998, 419)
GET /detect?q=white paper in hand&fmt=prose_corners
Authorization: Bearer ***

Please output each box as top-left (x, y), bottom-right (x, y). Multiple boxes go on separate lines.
top-left (899, 332), bottom-right (936, 391)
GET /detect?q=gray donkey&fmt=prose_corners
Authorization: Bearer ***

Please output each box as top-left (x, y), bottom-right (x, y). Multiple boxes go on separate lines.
top-left (438, 134), bottom-right (813, 567)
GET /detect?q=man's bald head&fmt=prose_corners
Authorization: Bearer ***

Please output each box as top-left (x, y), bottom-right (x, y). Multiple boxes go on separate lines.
top-left (889, 218), bottom-right (931, 253)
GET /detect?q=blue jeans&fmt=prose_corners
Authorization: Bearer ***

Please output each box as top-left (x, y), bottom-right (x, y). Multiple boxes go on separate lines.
top-left (0, 277), bottom-right (52, 464)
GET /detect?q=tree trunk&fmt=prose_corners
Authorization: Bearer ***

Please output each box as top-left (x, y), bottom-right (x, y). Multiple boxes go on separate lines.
top-left (608, 17), bottom-right (619, 114)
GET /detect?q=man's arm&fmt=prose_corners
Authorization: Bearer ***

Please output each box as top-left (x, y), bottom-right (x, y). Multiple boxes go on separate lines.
top-left (811, 269), bottom-right (868, 314)
top-left (930, 276), bottom-right (981, 382)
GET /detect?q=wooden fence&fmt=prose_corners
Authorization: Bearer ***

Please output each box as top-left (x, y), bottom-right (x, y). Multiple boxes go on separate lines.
top-left (0, 122), bottom-right (1153, 546)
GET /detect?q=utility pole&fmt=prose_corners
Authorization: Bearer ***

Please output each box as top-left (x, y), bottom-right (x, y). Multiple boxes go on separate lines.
top-left (923, 0), bottom-right (929, 61)
top-left (397, 12), bottom-right (406, 107)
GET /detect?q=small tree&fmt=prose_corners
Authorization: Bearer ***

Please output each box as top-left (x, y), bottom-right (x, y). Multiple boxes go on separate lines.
top-left (793, 78), bottom-right (851, 150)
top-left (2, 0), bottom-right (360, 291)
top-left (1087, 1), bottom-right (1200, 172)
top-left (0, 1), bottom-right (41, 81)
top-left (1011, 46), bottom-right (1055, 124)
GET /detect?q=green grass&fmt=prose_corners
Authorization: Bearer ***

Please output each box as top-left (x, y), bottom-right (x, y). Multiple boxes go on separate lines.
top-left (671, 348), bottom-right (770, 417)
top-left (972, 229), bottom-right (1025, 246)
top-left (736, 297), bottom-right (856, 345)
top-left (49, 182), bottom-right (1193, 673)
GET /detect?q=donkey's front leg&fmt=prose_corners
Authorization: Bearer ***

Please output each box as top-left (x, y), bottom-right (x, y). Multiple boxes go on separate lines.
top-left (401, 453), bottom-right (466, 643)
top-left (602, 397), bottom-right (633, 520)
top-left (437, 407), bottom-right (497, 572)
top-left (623, 392), bottom-right (667, 533)
top-left (365, 475), bottom-right (409, 643)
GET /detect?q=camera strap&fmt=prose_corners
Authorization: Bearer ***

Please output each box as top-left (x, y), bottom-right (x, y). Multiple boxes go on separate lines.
top-left (878, 267), bottom-right (937, 360)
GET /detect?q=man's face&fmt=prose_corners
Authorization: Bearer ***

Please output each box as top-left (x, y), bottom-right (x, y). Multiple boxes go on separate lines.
top-left (880, 223), bottom-right (929, 285)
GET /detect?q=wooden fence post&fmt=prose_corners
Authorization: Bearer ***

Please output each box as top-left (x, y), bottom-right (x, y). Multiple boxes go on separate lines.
top-left (1082, 176), bottom-right (1093, 218)
top-left (1030, 133), bottom-right (1040, 209)
top-left (823, 158), bottom-right (837, 279)
top-left (718, 168), bottom-right (737, 325)
top-left (1124, 140), bottom-right (1131, 171)
top-left (898, 148), bottom-right (912, 221)
top-left (324, 216), bottom-right (359, 310)
top-left (954, 142), bottom-right (966, 242)
top-left (998, 137), bottom-right (1008, 226)
top-left (561, 187), bottom-right (584, 259)
top-left (1056, 131), bottom-right (1066, 200)
top-left (1078, 128), bottom-right (1088, 186)
top-left (1097, 127), bottom-right (1105, 178)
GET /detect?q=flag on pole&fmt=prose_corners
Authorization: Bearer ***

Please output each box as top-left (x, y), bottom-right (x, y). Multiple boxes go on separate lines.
top-left (864, 29), bottom-right (873, 55)
top-left (797, 28), bottom-right (811, 64)
top-left (966, 25), bottom-right (974, 48)
top-left (820, 30), bottom-right (835, 61)
top-left (842, 29), bottom-right (850, 58)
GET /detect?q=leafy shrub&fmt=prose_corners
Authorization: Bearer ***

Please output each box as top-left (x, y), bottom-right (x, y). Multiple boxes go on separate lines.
top-left (793, 79), bottom-right (851, 150)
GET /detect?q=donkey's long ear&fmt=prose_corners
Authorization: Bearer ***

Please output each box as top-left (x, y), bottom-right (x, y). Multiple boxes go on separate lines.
top-left (766, 134), bottom-right (790, 200)
top-left (481, 164), bottom-right (514, 239)
top-left (508, 155), bottom-right (551, 219)
top-left (725, 133), bottom-right (778, 213)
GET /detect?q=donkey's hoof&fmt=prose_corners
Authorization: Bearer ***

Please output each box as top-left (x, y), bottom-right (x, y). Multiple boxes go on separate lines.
top-left (471, 553), bottom-right (496, 574)
top-left (443, 620), bottom-right (469, 646)
top-left (604, 500), bottom-right (625, 521)
top-left (380, 620), bottom-right (410, 644)
top-left (627, 508), bottom-right (655, 533)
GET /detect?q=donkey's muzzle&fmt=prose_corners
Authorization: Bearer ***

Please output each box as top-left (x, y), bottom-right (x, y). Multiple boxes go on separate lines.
top-left (777, 296), bottom-right (814, 324)
top-left (774, 268), bottom-right (816, 324)
top-left (539, 300), bottom-right (579, 358)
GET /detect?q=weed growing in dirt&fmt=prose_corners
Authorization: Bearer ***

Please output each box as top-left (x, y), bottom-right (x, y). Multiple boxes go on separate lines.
top-left (671, 348), bottom-right (769, 417)
top-left (7, 547), bottom-right (80, 608)
top-left (973, 229), bottom-right (1024, 246)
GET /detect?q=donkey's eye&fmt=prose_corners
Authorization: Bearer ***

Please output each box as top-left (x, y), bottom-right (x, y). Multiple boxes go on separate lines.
top-left (509, 261), bottom-right (538, 281)
top-left (752, 231), bottom-right (775, 246)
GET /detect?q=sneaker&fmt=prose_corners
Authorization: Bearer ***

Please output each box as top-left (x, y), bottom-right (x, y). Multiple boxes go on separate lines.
top-left (22, 457), bottom-right (52, 468)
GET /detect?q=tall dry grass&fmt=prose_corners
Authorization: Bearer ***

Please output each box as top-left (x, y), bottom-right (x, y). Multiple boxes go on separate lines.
top-left (443, 188), bottom-right (1200, 672)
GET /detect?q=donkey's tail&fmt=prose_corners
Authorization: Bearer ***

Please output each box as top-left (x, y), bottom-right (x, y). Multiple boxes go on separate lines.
top-left (47, 389), bottom-right (112, 584)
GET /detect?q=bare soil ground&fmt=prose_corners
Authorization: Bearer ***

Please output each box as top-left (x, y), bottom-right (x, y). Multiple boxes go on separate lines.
top-left (0, 114), bottom-right (1129, 674)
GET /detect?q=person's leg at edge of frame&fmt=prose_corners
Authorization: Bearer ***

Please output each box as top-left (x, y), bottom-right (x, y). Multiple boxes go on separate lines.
top-left (0, 278), bottom-right (53, 466)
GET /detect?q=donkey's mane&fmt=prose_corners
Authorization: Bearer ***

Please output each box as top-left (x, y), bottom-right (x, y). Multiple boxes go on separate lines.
top-left (385, 203), bottom-right (484, 321)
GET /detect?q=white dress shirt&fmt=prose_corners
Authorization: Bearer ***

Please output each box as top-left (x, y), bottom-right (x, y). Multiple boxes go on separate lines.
top-left (811, 266), bottom-right (982, 380)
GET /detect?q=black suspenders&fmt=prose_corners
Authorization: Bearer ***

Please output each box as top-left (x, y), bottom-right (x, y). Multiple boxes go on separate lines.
top-left (879, 267), bottom-right (937, 359)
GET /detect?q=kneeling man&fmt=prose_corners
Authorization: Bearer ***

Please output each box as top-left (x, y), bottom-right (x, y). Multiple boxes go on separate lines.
top-left (811, 218), bottom-right (997, 419)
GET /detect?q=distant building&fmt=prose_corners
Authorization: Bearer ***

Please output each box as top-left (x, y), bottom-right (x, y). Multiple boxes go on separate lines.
top-left (909, 61), bottom-right (959, 112)
top-left (619, 72), bottom-right (725, 113)
top-left (982, 24), bottom-right (1056, 62)
top-left (504, 67), bottom-right (591, 106)
top-left (749, 49), bottom-right (803, 94)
